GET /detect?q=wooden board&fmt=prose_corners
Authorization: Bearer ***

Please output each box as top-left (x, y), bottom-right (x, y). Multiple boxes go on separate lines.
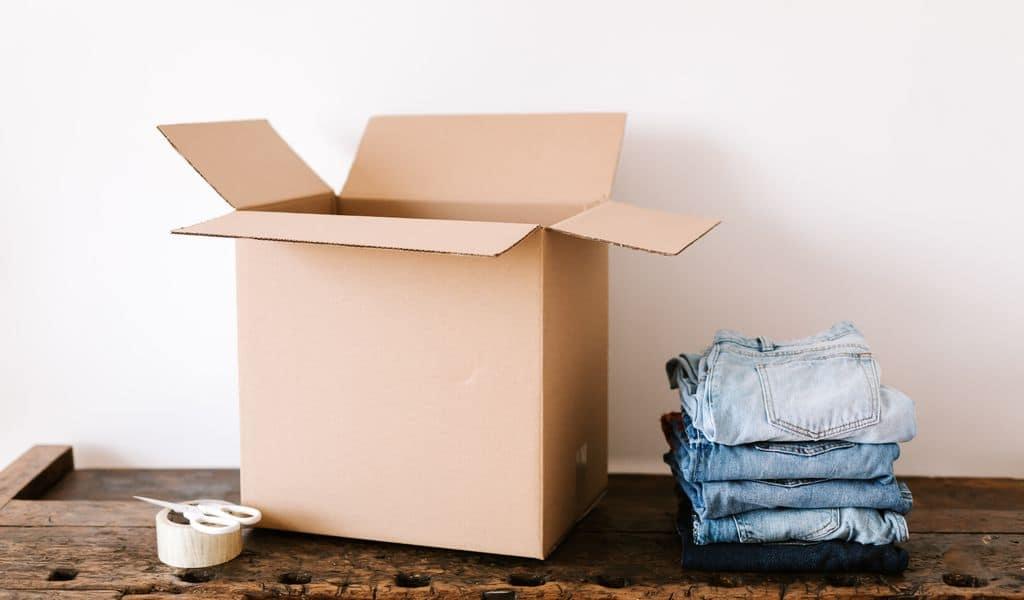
top-left (1, 445), bottom-right (1022, 599)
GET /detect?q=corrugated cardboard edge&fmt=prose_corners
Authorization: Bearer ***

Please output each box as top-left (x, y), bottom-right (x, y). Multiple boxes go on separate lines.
top-left (172, 212), bottom-right (542, 258)
top-left (550, 220), bottom-right (722, 256)
top-left (157, 120), bottom-right (335, 211)
top-left (549, 201), bottom-right (722, 256)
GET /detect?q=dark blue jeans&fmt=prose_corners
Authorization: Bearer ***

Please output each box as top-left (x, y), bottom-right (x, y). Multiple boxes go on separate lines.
top-left (674, 498), bottom-right (909, 573)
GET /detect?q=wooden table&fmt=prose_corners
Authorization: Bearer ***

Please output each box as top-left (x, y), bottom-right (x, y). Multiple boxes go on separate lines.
top-left (1, 446), bottom-right (1022, 599)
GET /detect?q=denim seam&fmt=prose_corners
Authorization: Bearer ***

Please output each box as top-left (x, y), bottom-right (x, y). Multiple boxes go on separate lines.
top-left (713, 323), bottom-right (859, 350)
top-left (733, 515), bottom-right (760, 543)
top-left (896, 514), bottom-right (910, 542)
top-left (753, 440), bottom-right (855, 457)
top-left (718, 343), bottom-right (870, 359)
top-left (804, 509), bottom-right (842, 541)
top-left (753, 478), bottom-right (830, 488)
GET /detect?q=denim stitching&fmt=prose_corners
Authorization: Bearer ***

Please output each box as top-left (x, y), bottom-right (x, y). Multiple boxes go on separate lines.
top-left (804, 509), bottom-right (842, 541)
top-left (713, 322), bottom-right (858, 349)
top-left (753, 478), bottom-right (830, 488)
top-left (753, 440), bottom-right (855, 456)
top-left (758, 357), bottom-right (882, 440)
top-left (720, 344), bottom-right (871, 359)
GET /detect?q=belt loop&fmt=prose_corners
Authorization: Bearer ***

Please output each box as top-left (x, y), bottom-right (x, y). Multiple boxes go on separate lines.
top-left (757, 336), bottom-right (774, 352)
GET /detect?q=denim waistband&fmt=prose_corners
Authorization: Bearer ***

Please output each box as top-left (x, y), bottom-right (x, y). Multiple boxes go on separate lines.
top-left (711, 321), bottom-right (864, 353)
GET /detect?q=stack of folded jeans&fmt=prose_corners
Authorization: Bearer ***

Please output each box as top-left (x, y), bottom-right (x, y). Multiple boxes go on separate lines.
top-left (662, 322), bottom-right (917, 573)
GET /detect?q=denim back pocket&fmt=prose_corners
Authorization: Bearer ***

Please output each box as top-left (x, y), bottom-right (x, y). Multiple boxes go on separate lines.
top-left (756, 354), bottom-right (881, 440)
top-left (754, 440), bottom-right (855, 457)
top-left (733, 508), bottom-right (841, 543)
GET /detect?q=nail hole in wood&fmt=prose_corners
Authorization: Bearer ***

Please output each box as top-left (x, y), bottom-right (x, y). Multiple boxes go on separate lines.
top-left (508, 572), bottom-right (546, 587)
top-left (826, 574), bottom-right (862, 587)
top-left (176, 569), bottom-right (215, 584)
top-left (395, 572), bottom-right (431, 588)
top-left (943, 573), bottom-right (988, 588)
top-left (47, 568), bottom-right (78, 581)
top-left (482, 590), bottom-right (517, 600)
top-left (596, 574), bottom-right (630, 588)
top-left (278, 571), bottom-right (312, 585)
top-left (710, 573), bottom-right (741, 587)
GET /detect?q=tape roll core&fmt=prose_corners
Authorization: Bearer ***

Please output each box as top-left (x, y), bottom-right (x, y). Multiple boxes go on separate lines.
top-left (155, 504), bottom-right (243, 568)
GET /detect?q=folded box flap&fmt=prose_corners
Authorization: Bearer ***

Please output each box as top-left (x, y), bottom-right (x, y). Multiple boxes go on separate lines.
top-left (158, 120), bottom-right (334, 210)
top-left (173, 211), bottom-right (540, 257)
top-left (341, 113), bottom-right (626, 208)
top-left (548, 202), bottom-right (720, 256)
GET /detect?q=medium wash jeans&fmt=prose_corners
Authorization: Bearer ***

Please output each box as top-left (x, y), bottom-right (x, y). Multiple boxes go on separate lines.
top-left (675, 499), bottom-right (910, 573)
top-left (666, 322), bottom-right (917, 445)
top-left (670, 458), bottom-right (913, 519)
top-left (692, 507), bottom-right (909, 545)
top-left (661, 412), bottom-right (899, 482)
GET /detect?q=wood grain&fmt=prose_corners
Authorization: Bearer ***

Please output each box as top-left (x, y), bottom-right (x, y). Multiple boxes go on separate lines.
top-left (1, 448), bottom-right (1023, 598)
top-left (0, 446), bottom-right (72, 508)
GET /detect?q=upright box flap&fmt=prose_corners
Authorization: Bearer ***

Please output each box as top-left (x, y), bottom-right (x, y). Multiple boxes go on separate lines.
top-left (158, 120), bottom-right (334, 210)
top-left (174, 211), bottom-right (539, 257)
top-left (548, 202), bottom-right (720, 256)
top-left (341, 113), bottom-right (626, 208)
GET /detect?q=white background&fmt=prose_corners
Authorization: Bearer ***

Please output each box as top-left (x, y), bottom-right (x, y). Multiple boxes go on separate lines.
top-left (2, 1), bottom-right (1022, 476)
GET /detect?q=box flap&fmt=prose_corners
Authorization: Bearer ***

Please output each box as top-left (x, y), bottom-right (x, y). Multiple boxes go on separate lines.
top-left (548, 202), bottom-right (720, 256)
top-left (173, 211), bottom-right (539, 257)
top-left (341, 113), bottom-right (626, 208)
top-left (158, 120), bottom-right (334, 210)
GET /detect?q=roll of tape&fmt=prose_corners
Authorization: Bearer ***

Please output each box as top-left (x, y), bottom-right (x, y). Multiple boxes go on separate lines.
top-left (155, 504), bottom-right (243, 568)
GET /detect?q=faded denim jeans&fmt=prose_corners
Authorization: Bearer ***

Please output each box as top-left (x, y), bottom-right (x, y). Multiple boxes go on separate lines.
top-left (671, 461), bottom-right (913, 519)
top-left (661, 413), bottom-right (899, 482)
top-left (692, 507), bottom-right (909, 545)
top-left (666, 322), bottom-right (917, 445)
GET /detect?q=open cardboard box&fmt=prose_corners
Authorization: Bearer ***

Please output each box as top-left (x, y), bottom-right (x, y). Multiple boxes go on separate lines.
top-left (159, 113), bottom-right (718, 558)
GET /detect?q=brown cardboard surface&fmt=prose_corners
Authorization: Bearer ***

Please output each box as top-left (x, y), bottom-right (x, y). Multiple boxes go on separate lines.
top-left (339, 197), bottom-right (583, 226)
top-left (173, 211), bottom-right (539, 257)
top-left (236, 236), bottom-right (547, 557)
top-left (341, 113), bottom-right (626, 209)
top-left (158, 120), bottom-right (334, 210)
top-left (550, 201), bottom-right (721, 256)
top-left (540, 231), bottom-right (609, 554)
top-left (160, 112), bottom-right (720, 558)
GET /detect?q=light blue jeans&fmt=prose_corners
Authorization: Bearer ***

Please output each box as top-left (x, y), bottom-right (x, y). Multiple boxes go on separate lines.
top-left (692, 507), bottom-right (909, 545)
top-left (662, 412), bottom-right (900, 482)
top-left (674, 470), bottom-right (913, 519)
top-left (666, 322), bottom-right (917, 445)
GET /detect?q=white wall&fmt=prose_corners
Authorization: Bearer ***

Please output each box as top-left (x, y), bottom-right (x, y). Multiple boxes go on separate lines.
top-left (2, 0), bottom-right (1022, 476)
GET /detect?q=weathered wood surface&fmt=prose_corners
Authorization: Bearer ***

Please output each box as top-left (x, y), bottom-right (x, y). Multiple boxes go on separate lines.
top-left (0, 446), bottom-right (1022, 599)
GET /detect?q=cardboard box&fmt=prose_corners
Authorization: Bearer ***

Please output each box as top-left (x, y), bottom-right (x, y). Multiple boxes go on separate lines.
top-left (159, 113), bottom-right (718, 558)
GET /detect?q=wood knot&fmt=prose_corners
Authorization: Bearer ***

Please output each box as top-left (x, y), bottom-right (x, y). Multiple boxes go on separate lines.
top-left (826, 574), bottom-right (863, 587)
top-left (710, 573), bottom-right (742, 587)
top-left (47, 568), bottom-right (78, 581)
top-left (395, 572), bottom-right (432, 588)
top-left (596, 574), bottom-right (630, 588)
top-left (176, 569), bottom-right (214, 584)
top-left (508, 572), bottom-right (546, 587)
top-left (278, 571), bottom-right (312, 585)
top-left (943, 572), bottom-right (988, 588)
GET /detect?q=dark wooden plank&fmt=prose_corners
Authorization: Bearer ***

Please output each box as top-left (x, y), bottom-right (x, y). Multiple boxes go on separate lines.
top-left (0, 501), bottom-right (152, 527)
top-left (38, 469), bottom-right (239, 503)
top-left (10, 470), bottom-right (1024, 534)
top-left (906, 477), bottom-right (1024, 510)
top-left (0, 446), bottom-right (73, 508)
top-left (909, 508), bottom-right (1024, 534)
top-left (0, 592), bottom-right (121, 599)
top-left (0, 525), bottom-right (1022, 598)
